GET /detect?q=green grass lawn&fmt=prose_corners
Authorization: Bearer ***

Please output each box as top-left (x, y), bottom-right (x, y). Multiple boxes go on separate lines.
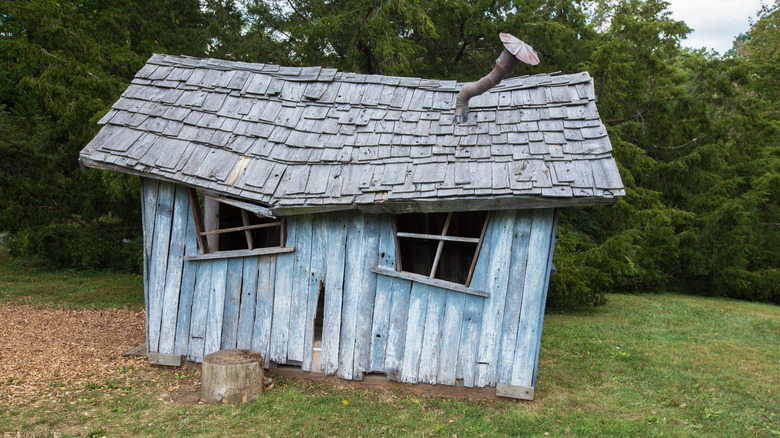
top-left (0, 247), bottom-right (144, 310)
top-left (1, 248), bottom-right (778, 437)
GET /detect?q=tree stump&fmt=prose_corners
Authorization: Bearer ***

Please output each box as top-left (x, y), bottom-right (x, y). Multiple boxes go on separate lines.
top-left (202, 349), bottom-right (264, 404)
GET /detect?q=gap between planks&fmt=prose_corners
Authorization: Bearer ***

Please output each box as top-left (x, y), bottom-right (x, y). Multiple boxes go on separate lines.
top-left (265, 365), bottom-right (529, 402)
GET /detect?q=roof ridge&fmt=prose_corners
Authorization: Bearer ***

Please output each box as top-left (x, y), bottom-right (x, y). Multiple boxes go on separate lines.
top-left (145, 53), bottom-right (593, 92)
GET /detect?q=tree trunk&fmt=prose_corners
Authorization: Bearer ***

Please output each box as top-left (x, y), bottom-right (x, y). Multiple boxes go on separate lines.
top-left (201, 349), bottom-right (264, 404)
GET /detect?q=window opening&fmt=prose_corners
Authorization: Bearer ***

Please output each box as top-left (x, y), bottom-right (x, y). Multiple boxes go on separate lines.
top-left (188, 188), bottom-right (284, 254)
top-left (394, 211), bottom-right (489, 286)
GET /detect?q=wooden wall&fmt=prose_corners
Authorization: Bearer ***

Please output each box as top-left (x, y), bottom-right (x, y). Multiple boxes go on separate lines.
top-left (141, 178), bottom-right (557, 391)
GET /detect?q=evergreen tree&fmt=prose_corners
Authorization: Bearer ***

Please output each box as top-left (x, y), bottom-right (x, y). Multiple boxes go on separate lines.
top-left (0, 0), bottom-right (776, 304)
top-left (0, 0), bottom-right (204, 270)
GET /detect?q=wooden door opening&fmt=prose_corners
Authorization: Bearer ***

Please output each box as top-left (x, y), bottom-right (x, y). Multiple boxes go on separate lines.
top-left (311, 282), bottom-right (326, 372)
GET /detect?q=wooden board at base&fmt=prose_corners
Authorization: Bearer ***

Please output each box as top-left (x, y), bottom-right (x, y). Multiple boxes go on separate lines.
top-left (268, 366), bottom-right (507, 401)
top-left (495, 384), bottom-right (534, 400)
top-left (148, 352), bottom-right (185, 367)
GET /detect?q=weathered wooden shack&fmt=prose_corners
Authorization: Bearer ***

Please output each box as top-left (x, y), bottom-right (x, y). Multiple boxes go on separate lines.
top-left (79, 54), bottom-right (624, 399)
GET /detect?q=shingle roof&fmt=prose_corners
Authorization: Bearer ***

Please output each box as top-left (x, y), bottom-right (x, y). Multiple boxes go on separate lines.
top-left (79, 54), bottom-right (624, 214)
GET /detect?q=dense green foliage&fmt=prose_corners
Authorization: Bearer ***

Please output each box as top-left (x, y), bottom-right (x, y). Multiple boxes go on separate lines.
top-left (0, 0), bottom-right (777, 304)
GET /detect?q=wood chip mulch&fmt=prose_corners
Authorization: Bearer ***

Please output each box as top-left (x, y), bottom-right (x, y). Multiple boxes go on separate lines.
top-left (0, 304), bottom-right (146, 407)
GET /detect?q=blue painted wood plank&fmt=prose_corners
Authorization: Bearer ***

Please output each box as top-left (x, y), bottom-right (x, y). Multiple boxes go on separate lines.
top-left (369, 215), bottom-right (396, 372)
top-left (418, 286), bottom-right (447, 384)
top-left (322, 213), bottom-right (347, 375)
top-left (353, 214), bottom-right (381, 379)
top-left (456, 298), bottom-right (485, 387)
top-left (237, 256), bottom-right (260, 349)
top-left (476, 209), bottom-right (517, 387)
top-left (533, 209), bottom-right (558, 386)
top-left (140, 177), bottom-right (159, 267)
top-left (436, 289), bottom-right (466, 385)
top-left (252, 255), bottom-right (276, 368)
top-left (140, 178), bottom-right (159, 352)
top-left (147, 181), bottom-right (175, 353)
top-left (159, 184), bottom-right (190, 354)
top-left (174, 260), bottom-right (197, 356)
top-left (400, 282), bottom-right (429, 383)
top-left (511, 209), bottom-right (554, 388)
top-left (205, 258), bottom-right (228, 357)
top-left (221, 257), bottom-right (245, 349)
top-left (496, 210), bottom-right (533, 385)
top-left (384, 277), bottom-right (412, 381)
top-left (338, 213), bottom-right (364, 380)
top-left (173, 193), bottom-right (199, 356)
top-left (456, 213), bottom-right (495, 387)
top-left (187, 261), bottom-right (212, 362)
top-left (270, 216), bottom-right (297, 363)
top-left (303, 215), bottom-right (327, 372)
top-left (288, 214), bottom-right (314, 363)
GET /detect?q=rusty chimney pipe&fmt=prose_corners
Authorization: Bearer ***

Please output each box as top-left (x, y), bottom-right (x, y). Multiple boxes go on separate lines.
top-left (454, 33), bottom-right (540, 124)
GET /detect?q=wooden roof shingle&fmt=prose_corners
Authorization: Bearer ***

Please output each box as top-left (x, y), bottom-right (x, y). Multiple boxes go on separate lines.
top-left (80, 54), bottom-right (624, 215)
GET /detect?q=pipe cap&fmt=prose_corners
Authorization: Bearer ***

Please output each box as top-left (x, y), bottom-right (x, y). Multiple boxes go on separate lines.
top-left (500, 33), bottom-right (540, 65)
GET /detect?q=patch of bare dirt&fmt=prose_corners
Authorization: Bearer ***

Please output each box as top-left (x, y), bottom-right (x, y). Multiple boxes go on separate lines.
top-left (0, 304), bottom-right (146, 406)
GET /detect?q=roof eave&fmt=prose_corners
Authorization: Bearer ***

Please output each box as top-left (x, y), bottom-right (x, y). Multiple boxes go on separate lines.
top-left (273, 194), bottom-right (621, 216)
top-left (81, 154), bottom-right (621, 215)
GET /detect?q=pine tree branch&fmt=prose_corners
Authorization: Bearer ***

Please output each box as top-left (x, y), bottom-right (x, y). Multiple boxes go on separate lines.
top-left (286, 0), bottom-right (310, 23)
top-left (464, 49), bottom-right (489, 73)
top-left (40, 48), bottom-right (97, 78)
top-left (630, 135), bottom-right (708, 150)
top-left (605, 107), bottom-right (651, 124)
top-left (453, 20), bottom-right (468, 64)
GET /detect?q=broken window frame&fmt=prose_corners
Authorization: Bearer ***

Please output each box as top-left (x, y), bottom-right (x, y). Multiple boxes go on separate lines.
top-left (392, 211), bottom-right (491, 288)
top-left (186, 188), bottom-right (291, 259)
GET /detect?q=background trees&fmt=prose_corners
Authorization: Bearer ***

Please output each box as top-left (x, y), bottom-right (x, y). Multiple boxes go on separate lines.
top-left (0, 0), bottom-right (776, 304)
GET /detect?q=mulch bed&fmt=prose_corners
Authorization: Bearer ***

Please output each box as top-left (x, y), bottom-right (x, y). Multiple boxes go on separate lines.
top-left (0, 304), bottom-right (146, 407)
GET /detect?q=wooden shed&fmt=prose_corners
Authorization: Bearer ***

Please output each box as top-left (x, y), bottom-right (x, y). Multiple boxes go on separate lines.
top-left (79, 54), bottom-right (624, 400)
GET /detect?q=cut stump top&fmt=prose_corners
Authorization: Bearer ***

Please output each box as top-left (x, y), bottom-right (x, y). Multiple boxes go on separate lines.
top-left (203, 349), bottom-right (263, 366)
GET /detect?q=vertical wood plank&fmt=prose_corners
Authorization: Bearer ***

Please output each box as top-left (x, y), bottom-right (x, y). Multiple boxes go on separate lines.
top-left (148, 181), bottom-right (175, 353)
top-left (496, 210), bottom-right (533, 385)
top-left (174, 193), bottom-right (199, 356)
top-left (288, 214), bottom-right (314, 363)
top-left (237, 256), bottom-right (260, 349)
top-left (399, 282), bottom-right (429, 383)
top-left (187, 188), bottom-right (208, 253)
top-left (456, 300), bottom-right (484, 386)
top-left (456, 214), bottom-right (496, 387)
top-left (204, 258), bottom-right (228, 357)
top-left (511, 209), bottom-right (554, 388)
top-left (270, 216), bottom-right (297, 363)
top-left (475, 209), bottom-right (517, 387)
top-left (322, 213), bottom-right (347, 375)
top-left (140, 178), bottom-right (159, 352)
top-left (383, 278), bottom-right (412, 381)
top-left (418, 286), bottom-right (447, 384)
top-left (532, 209), bottom-right (558, 386)
top-left (221, 257), bottom-right (245, 350)
top-left (436, 289), bottom-right (466, 385)
top-left (338, 213), bottom-right (364, 380)
top-left (252, 255), bottom-right (276, 368)
top-left (159, 185), bottom-right (190, 354)
top-left (353, 214), bottom-right (381, 379)
top-left (187, 261), bottom-right (212, 362)
top-left (303, 215), bottom-right (327, 371)
top-left (369, 215), bottom-right (396, 372)
top-left (203, 196), bottom-right (219, 251)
